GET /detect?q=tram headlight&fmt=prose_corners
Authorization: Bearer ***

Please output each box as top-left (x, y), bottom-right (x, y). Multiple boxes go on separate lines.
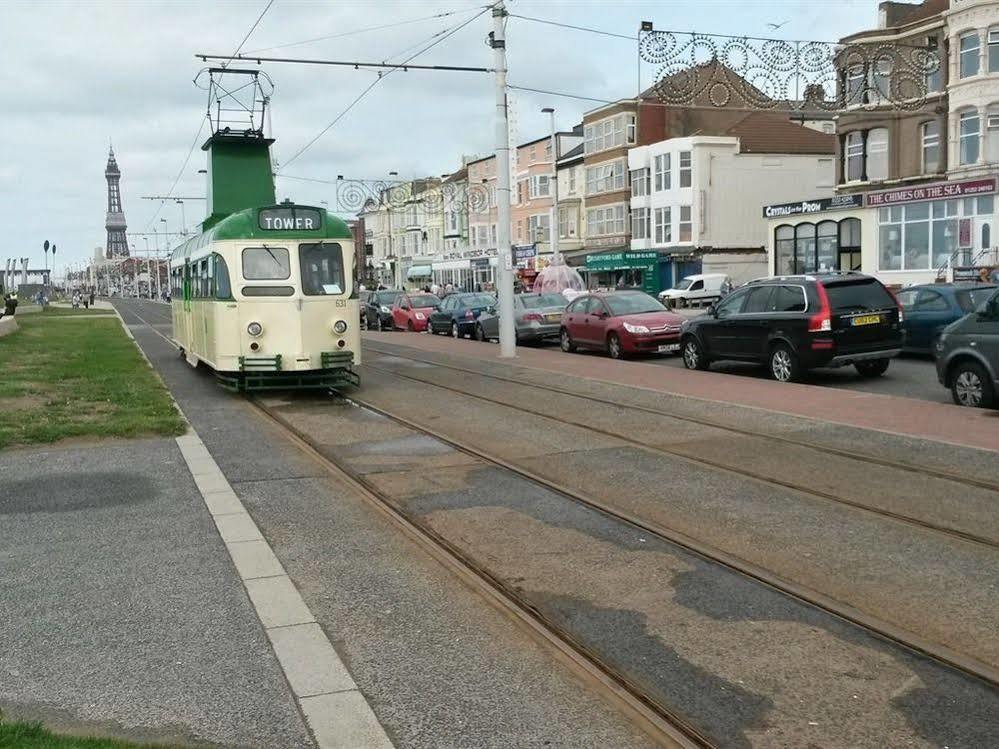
top-left (332, 320), bottom-right (348, 335)
top-left (247, 322), bottom-right (263, 337)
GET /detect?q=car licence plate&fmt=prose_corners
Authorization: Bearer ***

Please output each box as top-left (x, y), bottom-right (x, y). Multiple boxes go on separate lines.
top-left (657, 343), bottom-right (680, 353)
top-left (851, 314), bottom-right (882, 326)
top-left (545, 313), bottom-right (560, 322)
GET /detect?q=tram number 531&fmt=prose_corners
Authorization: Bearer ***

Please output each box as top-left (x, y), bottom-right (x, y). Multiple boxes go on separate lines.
top-left (335, 299), bottom-right (347, 307)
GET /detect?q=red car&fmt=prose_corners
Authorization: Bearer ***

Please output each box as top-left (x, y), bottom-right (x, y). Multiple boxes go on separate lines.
top-left (560, 290), bottom-right (684, 359)
top-left (391, 292), bottom-right (441, 332)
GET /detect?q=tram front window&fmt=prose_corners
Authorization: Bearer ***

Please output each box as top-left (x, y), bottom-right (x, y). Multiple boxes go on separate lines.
top-left (243, 246), bottom-right (290, 280)
top-left (300, 242), bottom-right (345, 296)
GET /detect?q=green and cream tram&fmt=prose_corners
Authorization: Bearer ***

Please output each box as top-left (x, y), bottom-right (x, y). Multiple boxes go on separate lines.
top-left (169, 203), bottom-right (361, 391)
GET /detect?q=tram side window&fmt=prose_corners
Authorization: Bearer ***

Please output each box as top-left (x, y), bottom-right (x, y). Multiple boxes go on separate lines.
top-left (199, 259), bottom-right (210, 298)
top-left (242, 247), bottom-right (290, 280)
top-left (214, 253), bottom-right (232, 299)
top-left (299, 242), bottom-right (345, 295)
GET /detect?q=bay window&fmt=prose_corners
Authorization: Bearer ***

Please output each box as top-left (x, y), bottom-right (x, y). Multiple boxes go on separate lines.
top-left (960, 32), bottom-right (980, 78)
top-left (990, 28), bottom-right (999, 72)
top-left (654, 153), bottom-right (671, 191)
top-left (679, 206), bottom-right (692, 242)
top-left (679, 151), bottom-right (692, 187)
top-left (529, 174), bottom-right (551, 199)
top-left (654, 207), bottom-right (671, 244)
top-left (630, 168), bottom-right (650, 197)
top-left (528, 214), bottom-right (550, 243)
top-left (583, 113), bottom-right (637, 154)
top-left (866, 128), bottom-right (888, 180)
top-left (845, 131), bottom-right (864, 181)
top-left (872, 58), bottom-right (891, 101)
top-left (987, 108), bottom-right (999, 163)
top-left (921, 121), bottom-right (940, 173)
top-left (632, 208), bottom-right (650, 240)
top-left (585, 160), bottom-right (626, 195)
top-left (586, 205), bottom-right (626, 236)
top-left (960, 110), bottom-right (980, 165)
top-left (846, 65), bottom-right (864, 105)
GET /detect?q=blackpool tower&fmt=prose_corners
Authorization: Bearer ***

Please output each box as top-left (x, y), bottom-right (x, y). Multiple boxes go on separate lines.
top-left (105, 147), bottom-right (129, 258)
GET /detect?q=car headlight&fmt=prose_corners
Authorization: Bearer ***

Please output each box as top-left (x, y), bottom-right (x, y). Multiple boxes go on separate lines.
top-left (380, 305), bottom-right (391, 314)
top-left (415, 312), bottom-right (426, 320)
top-left (333, 320), bottom-right (348, 335)
top-left (247, 322), bottom-right (263, 337)
top-left (622, 322), bottom-right (650, 334)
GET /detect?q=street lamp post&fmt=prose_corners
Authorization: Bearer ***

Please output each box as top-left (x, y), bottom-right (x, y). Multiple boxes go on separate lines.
top-left (175, 199), bottom-right (186, 237)
top-left (542, 106), bottom-right (560, 262)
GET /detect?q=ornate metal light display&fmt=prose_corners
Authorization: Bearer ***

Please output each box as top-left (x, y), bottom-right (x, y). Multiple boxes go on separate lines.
top-left (639, 29), bottom-right (941, 112)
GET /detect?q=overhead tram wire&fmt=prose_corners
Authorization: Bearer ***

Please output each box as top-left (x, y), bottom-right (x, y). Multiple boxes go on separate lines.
top-left (241, 8), bottom-right (479, 56)
top-left (508, 84), bottom-right (615, 105)
top-left (275, 2), bottom-right (497, 173)
top-left (220, 0), bottom-right (275, 69)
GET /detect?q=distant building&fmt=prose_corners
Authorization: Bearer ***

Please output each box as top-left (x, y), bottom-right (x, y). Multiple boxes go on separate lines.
top-left (105, 146), bottom-right (130, 259)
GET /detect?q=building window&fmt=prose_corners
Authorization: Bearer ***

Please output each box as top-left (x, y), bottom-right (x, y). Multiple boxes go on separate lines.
top-left (871, 58), bottom-right (891, 101)
top-left (529, 174), bottom-right (551, 199)
top-left (567, 168), bottom-right (577, 195)
top-left (583, 113), bottom-right (636, 154)
top-left (775, 225), bottom-right (795, 274)
top-left (960, 32), bottom-right (980, 78)
top-left (586, 205), bottom-right (626, 236)
top-left (839, 218), bottom-right (862, 271)
top-left (960, 110), bottom-right (981, 165)
top-left (528, 214), bottom-right (550, 243)
top-left (922, 121), bottom-right (940, 173)
top-left (632, 207), bottom-right (650, 240)
top-left (878, 199), bottom-right (967, 271)
top-left (516, 219), bottom-right (523, 241)
top-left (558, 206), bottom-right (578, 239)
top-left (679, 205), bottom-right (692, 242)
top-left (585, 160), bottom-right (626, 195)
top-left (846, 65), bottom-right (864, 105)
top-left (795, 223), bottom-right (816, 272)
top-left (987, 108), bottom-right (999, 162)
top-left (990, 28), bottom-right (999, 72)
top-left (679, 151), bottom-right (692, 187)
top-left (845, 131), bottom-right (864, 181)
top-left (630, 168), bottom-right (650, 197)
top-left (817, 221), bottom-right (837, 271)
top-left (866, 128), bottom-right (888, 180)
top-left (490, 224), bottom-right (497, 245)
top-left (925, 56), bottom-right (942, 93)
top-left (654, 207), bottom-right (671, 244)
top-left (654, 153), bottom-right (671, 191)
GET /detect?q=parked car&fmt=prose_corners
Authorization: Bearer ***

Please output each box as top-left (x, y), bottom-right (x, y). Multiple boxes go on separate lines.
top-left (427, 292), bottom-right (496, 337)
top-left (680, 271), bottom-right (903, 382)
top-left (364, 289), bottom-right (404, 331)
top-left (658, 273), bottom-right (732, 308)
top-left (475, 292), bottom-right (566, 343)
top-left (559, 290), bottom-right (684, 359)
top-left (896, 283), bottom-right (997, 353)
top-left (934, 286), bottom-right (999, 408)
top-left (391, 292), bottom-right (440, 332)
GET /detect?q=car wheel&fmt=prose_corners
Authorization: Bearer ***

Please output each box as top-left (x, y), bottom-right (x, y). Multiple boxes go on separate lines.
top-left (855, 359), bottom-right (890, 378)
top-left (475, 324), bottom-right (486, 342)
top-left (681, 337), bottom-right (709, 371)
top-left (451, 321), bottom-right (461, 339)
top-left (769, 343), bottom-right (800, 383)
top-left (559, 327), bottom-right (576, 353)
top-left (607, 332), bottom-right (624, 359)
top-left (951, 361), bottom-right (995, 408)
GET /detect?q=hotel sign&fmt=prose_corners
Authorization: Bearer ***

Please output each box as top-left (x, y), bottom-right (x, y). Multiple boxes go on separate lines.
top-left (866, 178), bottom-right (997, 207)
top-left (763, 194), bottom-right (864, 218)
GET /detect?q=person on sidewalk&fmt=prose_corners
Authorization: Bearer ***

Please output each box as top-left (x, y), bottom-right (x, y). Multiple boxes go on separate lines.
top-left (89, 290), bottom-right (96, 307)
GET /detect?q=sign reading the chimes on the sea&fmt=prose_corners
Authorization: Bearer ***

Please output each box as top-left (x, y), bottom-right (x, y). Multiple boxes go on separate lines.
top-left (258, 206), bottom-right (323, 231)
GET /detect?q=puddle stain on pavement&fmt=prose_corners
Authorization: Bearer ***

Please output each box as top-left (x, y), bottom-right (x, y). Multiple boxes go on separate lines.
top-left (1, 472), bottom-right (158, 515)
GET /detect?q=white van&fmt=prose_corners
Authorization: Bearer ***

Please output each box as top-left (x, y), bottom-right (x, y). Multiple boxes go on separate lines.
top-left (658, 273), bottom-right (732, 308)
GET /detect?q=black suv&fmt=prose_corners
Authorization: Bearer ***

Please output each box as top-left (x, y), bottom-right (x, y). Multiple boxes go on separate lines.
top-left (364, 289), bottom-right (403, 331)
top-left (680, 272), bottom-right (903, 382)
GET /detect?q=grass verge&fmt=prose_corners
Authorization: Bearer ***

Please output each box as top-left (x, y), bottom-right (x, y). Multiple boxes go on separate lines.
top-left (0, 313), bottom-right (185, 448)
top-left (0, 719), bottom-right (175, 748)
top-left (39, 306), bottom-right (116, 316)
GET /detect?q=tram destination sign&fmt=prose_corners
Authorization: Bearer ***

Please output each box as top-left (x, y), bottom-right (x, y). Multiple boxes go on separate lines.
top-left (259, 206), bottom-right (323, 231)
top-left (763, 194), bottom-right (864, 218)
top-left (865, 177), bottom-right (997, 207)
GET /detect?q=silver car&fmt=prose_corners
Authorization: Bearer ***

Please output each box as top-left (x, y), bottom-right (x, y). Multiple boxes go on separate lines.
top-left (475, 292), bottom-right (567, 343)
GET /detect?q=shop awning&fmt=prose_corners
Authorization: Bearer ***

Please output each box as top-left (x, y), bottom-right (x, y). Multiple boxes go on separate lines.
top-left (406, 265), bottom-right (433, 279)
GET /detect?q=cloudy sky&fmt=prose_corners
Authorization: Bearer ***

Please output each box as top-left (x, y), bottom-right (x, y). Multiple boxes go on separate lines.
top-left (1, 0), bottom-right (879, 273)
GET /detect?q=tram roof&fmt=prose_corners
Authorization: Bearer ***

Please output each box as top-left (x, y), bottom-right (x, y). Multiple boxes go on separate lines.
top-left (170, 204), bottom-right (352, 260)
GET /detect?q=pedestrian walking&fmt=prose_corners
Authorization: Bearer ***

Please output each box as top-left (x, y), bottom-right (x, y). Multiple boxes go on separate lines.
top-left (89, 290), bottom-right (96, 306)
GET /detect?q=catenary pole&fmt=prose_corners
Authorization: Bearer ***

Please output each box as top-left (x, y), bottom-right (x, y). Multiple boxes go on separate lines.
top-left (492, 0), bottom-right (515, 357)
top-left (544, 107), bottom-right (560, 261)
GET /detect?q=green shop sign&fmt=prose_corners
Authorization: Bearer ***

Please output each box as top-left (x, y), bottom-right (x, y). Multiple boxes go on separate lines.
top-left (585, 251), bottom-right (659, 271)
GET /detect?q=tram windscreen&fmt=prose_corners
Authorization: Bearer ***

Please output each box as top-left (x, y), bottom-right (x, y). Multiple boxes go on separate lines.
top-left (300, 243), bottom-right (346, 296)
top-left (243, 247), bottom-right (290, 280)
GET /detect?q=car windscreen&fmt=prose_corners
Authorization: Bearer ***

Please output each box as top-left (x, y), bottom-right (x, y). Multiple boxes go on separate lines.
top-left (520, 294), bottom-right (565, 309)
top-left (604, 293), bottom-right (665, 316)
top-left (408, 295), bottom-right (440, 308)
top-left (299, 243), bottom-right (345, 295)
top-left (956, 286), bottom-right (998, 312)
top-left (823, 279), bottom-right (896, 312)
top-left (673, 277), bottom-right (695, 290)
top-left (375, 291), bottom-right (402, 304)
top-left (460, 294), bottom-right (495, 307)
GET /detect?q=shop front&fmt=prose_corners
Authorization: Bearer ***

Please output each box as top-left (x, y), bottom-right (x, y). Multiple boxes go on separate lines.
top-left (583, 250), bottom-right (667, 295)
top-left (431, 254), bottom-right (497, 291)
top-left (765, 194), bottom-right (870, 277)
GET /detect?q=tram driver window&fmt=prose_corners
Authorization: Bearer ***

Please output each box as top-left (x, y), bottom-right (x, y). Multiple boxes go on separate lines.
top-left (242, 247), bottom-right (291, 280)
top-left (213, 253), bottom-right (232, 299)
top-left (299, 243), bottom-right (345, 295)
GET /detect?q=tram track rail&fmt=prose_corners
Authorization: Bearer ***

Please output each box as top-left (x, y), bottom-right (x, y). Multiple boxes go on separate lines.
top-left (362, 342), bottom-right (999, 548)
top-left (351, 355), bottom-right (999, 689)
top-left (114, 300), bottom-right (711, 748)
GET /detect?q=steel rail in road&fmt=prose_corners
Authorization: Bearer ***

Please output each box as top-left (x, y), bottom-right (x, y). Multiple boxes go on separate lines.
top-left (362, 342), bottom-right (999, 546)
top-left (111, 301), bottom-right (709, 748)
top-left (353, 353), bottom-right (999, 689)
